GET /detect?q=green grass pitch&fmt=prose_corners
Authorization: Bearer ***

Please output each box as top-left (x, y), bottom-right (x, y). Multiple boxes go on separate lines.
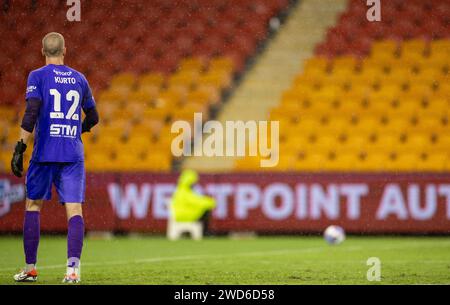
top-left (0, 236), bottom-right (449, 284)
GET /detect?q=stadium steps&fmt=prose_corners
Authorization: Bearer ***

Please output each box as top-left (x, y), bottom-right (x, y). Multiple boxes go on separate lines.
top-left (183, 0), bottom-right (349, 172)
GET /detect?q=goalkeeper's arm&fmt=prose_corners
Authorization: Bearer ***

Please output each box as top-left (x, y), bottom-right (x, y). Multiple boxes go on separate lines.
top-left (81, 106), bottom-right (99, 133)
top-left (11, 98), bottom-right (41, 177)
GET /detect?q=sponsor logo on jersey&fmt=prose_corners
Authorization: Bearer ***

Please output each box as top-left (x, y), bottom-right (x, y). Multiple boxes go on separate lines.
top-left (50, 124), bottom-right (77, 138)
top-left (26, 86), bottom-right (37, 94)
top-left (53, 69), bottom-right (73, 76)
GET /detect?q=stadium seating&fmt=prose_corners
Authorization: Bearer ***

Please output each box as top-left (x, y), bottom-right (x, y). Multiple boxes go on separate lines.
top-left (235, 0), bottom-right (450, 172)
top-left (0, 0), bottom-right (290, 172)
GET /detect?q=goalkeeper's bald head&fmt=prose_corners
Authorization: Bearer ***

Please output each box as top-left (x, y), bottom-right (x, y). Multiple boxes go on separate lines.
top-left (42, 32), bottom-right (65, 58)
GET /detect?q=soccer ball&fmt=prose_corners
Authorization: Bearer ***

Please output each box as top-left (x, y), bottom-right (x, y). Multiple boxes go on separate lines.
top-left (323, 225), bottom-right (345, 245)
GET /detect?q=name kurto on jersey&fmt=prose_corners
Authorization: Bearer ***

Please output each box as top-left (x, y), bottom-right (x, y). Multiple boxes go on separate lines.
top-left (55, 76), bottom-right (76, 84)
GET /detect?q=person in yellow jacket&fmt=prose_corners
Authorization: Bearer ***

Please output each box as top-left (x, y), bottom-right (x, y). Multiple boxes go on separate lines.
top-left (171, 170), bottom-right (216, 229)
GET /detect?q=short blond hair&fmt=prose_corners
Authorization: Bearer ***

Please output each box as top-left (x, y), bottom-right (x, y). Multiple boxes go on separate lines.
top-left (42, 32), bottom-right (65, 57)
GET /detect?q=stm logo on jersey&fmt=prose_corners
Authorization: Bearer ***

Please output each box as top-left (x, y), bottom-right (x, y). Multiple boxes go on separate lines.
top-left (50, 124), bottom-right (77, 138)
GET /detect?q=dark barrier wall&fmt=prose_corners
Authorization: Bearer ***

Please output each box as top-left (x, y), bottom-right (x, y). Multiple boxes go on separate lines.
top-left (1, 172), bottom-right (450, 233)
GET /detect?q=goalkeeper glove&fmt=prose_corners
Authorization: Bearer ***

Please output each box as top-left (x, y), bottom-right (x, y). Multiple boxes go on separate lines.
top-left (11, 140), bottom-right (27, 178)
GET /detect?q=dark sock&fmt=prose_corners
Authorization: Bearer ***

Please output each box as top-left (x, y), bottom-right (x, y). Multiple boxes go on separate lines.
top-left (67, 215), bottom-right (84, 267)
top-left (23, 211), bottom-right (40, 265)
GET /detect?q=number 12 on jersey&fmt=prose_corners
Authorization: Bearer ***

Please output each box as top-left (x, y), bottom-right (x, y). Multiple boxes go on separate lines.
top-left (49, 89), bottom-right (80, 120)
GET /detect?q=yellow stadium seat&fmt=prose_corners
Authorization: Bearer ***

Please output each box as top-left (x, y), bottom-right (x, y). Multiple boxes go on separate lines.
top-left (354, 117), bottom-right (381, 133)
top-left (402, 134), bottom-right (429, 151)
top-left (312, 85), bottom-right (342, 101)
top-left (382, 68), bottom-right (411, 85)
top-left (405, 83), bottom-right (433, 99)
top-left (357, 66), bottom-right (385, 85)
top-left (416, 153), bottom-right (447, 171)
top-left (430, 40), bottom-right (450, 56)
top-left (128, 89), bottom-right (154, 104)
top-left (412, 116), bottom-right (441, 133)
top-left (187, 89), bottom-right (212, 105)
top-left (434, 80), bottom-right (449, 99)
top-left (5, 126), bottom-right (20, 145)
top-left (136, 84), bottom-right (161, 100)
top-left (368, 51), bottom-right (399, 68)
top-left (369, 135), bottom-right (399, 152)
top-left (332, 56), bottom-right (358, 72)
top-left (154, 133), bottom-right (173, 151)
top-left (342, 135), bottom-right (368, 151)
top-left (179, 57), bottom-right (205, 72)
top-left (424, 52), bottom-right (448, 70)
top-left (0, 107), bottom-right (17, 123)
top-left (139, 152), bottom-right (172, 172)
top-left (142, 106), bottom-right (169, 122)
top-left (85, 151), bottom-right (115, 172)
top-left (295, 152), bottom-right (328, 171)
top-left (401, 39), bottom-right (427, 55)
top-left (126, 102), bottom-right (146, 121)
top-left (293, 72), bottom-right (325, 88)
top-left (371, 40), bottom-right (398, 57)
top-left (98, 88), bottom-right (128, 104)
top-left (95, 119), bottom-right (131, 138)
top-left (169, 104), bottom-right (205, 123)
top-left (274, 153), bottom-right (298, 171)
top-left (132, 120), bottom-right (164, 136)
top-left (281, 88), bottom-right (310, 105)
top-left (196, 84), bottom-right (221, 105)
top-left (329, 69), bottom-right (354, 85)
top-left (110, 72), bottom-right (136, 88)
top-left (96, 102), bottom-right (119, 122)
top-left (373, 83), bottom-right (402, 99)
top-left (209, 57), bottom-right (234, 73)
top-left (139, 72), bottom-right (165, 88)
top-left (426, 98), bottom-right (448, 113)
top-left (157, 90), bottom-right (183, 108)
top-left (0, 150), bottom-right (11, 172)
top-left (235, 156), bottom-right (261, 171)
top-left (302, 57), bottom-right (330, 74)
top-left (401, 52), bottom-right (426, 68)
top-left (434, 135), bottom-right (450, 151)
top-left (93, 135), bottom-right (123, 153)
top-left (308, 101), bottom-right (333, 114)
top-left (165, 84), bottom-right (190, 101)
top-left (381, 118), bottom-right (409, 134)
top-left (312, 135), bottom-right (338, 151)
top-left (0, 119), bottom-right (11, 139)
top-left (198, 71), bottom-right (231, 89)
top-left (168, 71), bottom-right (199, 88)
top-left (327, 153), bottom-right (361, 171)
top-left (359, 153), bottom-right (389, 171)
top-left (297, 118), bottom-right (322, 131)
top-left (283, 135), bottom-right (310, 152)
top-left (393, 153), bottom-right (420, 171)
top-left (321, 117), bottom-right (351, 134)
top-left (115, 154), bottom-right (141, 171)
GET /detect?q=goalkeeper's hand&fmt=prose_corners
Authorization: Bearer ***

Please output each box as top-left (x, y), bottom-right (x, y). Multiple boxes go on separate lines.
top-left (11, 140), bottom-right (27, 177)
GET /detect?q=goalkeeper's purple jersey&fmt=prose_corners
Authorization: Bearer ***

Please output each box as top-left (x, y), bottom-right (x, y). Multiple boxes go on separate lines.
top-left (25, 64), bottom-right (95, 163)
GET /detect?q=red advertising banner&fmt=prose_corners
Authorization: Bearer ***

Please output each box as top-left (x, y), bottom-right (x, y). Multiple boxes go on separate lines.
top-left (1, 172), bottom-right (450, 234)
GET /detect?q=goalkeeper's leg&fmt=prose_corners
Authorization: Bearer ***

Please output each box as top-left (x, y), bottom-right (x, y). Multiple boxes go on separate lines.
top-left (13, 199), bottom-right (42, 282)
top-left (63, 203), bottom-right (84, 284)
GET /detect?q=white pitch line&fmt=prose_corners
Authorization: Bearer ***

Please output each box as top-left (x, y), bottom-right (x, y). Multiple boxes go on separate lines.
top-left (0, 246), bottom-right (357, 272)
